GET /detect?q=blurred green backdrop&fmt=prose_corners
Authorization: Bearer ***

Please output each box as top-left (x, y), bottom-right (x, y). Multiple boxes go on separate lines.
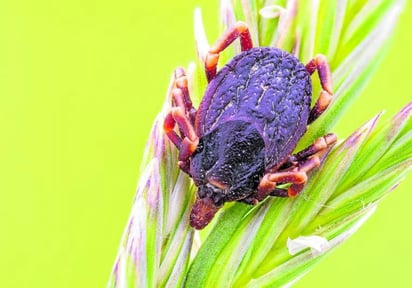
top-left (0, 1), bottom-right (411, 287)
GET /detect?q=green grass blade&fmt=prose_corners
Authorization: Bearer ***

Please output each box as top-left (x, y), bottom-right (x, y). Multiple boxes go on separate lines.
top-left (185, 204), bottom-right (251, 287)
top-left (247, 205), bottom-right (376, 287)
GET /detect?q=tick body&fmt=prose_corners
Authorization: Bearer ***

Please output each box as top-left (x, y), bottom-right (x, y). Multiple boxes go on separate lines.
top-left (164, 22), bottom-right (337, 229)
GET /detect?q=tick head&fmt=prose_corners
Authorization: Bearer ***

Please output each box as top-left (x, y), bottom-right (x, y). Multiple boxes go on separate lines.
top-left (189, 176), bottom-right (231, 229)
top-left (190, 183), bottom-right (226, 229)
top-left (190, 196), bottom-right (220, 230)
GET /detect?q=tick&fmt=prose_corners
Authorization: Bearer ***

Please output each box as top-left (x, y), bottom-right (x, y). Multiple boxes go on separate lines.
top-left (163, 22), bottom-right (337, 229)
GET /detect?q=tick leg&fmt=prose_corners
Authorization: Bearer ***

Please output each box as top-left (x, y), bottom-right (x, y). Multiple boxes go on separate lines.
top-left (164, 68), bottom-right (197, 146)
top-left (170, 108), bottom-right (197, 143)
top-left (287, 133), bottom-right (337, 165)
top-left (240, 187), bottom-right (297, 205)
top-left (168, 107), bottom-right (199, 173)
top-left (252, 133), bottom-right (337, 202)
top-left (178, 138), bottom-right (199, 173)
top-left (164, 108), bottom-right (199, 173)
top-left (205, 22), bottom-right (253, 82)
top-left (305, 55), bottom-right (333, 124)
top-left (256, 156), bottom-right (321, 200)
top-left (286, 156), bottom-right (322, 197)
top-left (163, 111), bottom-right (183, 147)
top-left (173, 67), bottom-right (197, 123)
top-left (163, 68), bottom-right (199, 173)
top-left (256, 170), bottom-right (308, 200)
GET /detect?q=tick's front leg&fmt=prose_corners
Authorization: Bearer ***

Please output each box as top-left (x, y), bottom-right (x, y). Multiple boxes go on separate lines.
top-left (205, 22), bottom-right (253, 82)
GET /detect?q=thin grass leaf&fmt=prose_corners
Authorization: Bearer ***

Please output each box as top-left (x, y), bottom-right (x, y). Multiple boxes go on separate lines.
top-left (232, 199), bottom-right (294, 286)
top-left (296, 0), bottom-right (320, 61)
top-left (339, 1), bottom-right (402, 59)
top-left (205, 205), bottom-right (267, 286)
top-left (258, 2), bottom-right (285, 46)
top-left (271, 0), bottom-right (298, 52)
top-left (314, 0), bottom-right (347, 58)
top-left (370, 131), bottom-right (412, 175)
top-left (247, 205), bottom-right (377, 287)
top-left (185, 203), bottom-right (251, 287)
top-left (337, 102), bottom-right (412, 193)
top-left (240, 0), bottom-right (261, 45)
top-left (317, 160), bottom-right (411, 228)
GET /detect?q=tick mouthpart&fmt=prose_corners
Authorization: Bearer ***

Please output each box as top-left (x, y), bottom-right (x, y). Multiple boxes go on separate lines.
top-left (190, 197), bottom-right (221, 230)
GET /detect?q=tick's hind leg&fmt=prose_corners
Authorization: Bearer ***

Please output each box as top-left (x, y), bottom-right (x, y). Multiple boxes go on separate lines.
top-left (205, 22), bottom-right (253, 82)
top-left (163, 67), bottom-right (198, 173)
top-left (306, 55), bottom-right (333, 124)
top-left (245, 133), bottom-right (337, 204)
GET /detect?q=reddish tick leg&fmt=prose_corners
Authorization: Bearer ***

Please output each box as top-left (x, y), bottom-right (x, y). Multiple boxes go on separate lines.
top-left (173, 68), bottom-right (196, 122)
top-left (178, 137), bottom-right (199, 173)
top-left (254, 133), bottom-right (337, 201)
top-left (241, 188), bottom-right (290, 205)
top-left (257, 171), bottom-right (307, 200)
top-left (163, 68), bottom-right (199, 174)
top-left (256, 156), bottom-right (321, 200)
top-left (171, 108), bottom-right (197, 142)
top-left (163, 108), bottom-right (198, 173)
top-left (289, 133), bottom-right (337, 164)
top-left (163, 67), bottom-right (198, 156)
top-left (169, 108), bottom-right (199, 173)
top-left (205, 22), bottom-right (253, 82)
top-left (286, 156), bottom-right (321, 197)
top-left (305, 55), bottom-right (333, 124)
top-left (284, 133), bottom-right (337, 196)
top-left (163, 111), bottom-right (182, 148)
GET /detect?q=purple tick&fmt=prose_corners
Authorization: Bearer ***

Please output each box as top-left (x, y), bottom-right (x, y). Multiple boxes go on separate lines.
top-left (163, 22), bottom-right (337, 229)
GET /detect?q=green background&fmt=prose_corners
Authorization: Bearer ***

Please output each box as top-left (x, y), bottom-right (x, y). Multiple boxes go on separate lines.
top-left (0, 1), bottom-right (411, 287)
